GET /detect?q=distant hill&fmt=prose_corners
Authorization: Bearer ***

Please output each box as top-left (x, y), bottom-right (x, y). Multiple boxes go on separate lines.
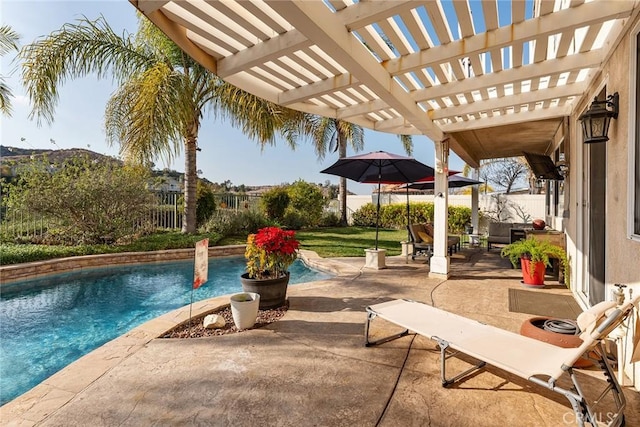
top-left (1, 146), bottom-right (118, 164)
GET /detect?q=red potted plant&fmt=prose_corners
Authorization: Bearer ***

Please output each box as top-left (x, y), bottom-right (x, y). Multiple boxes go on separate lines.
top-left (240, 227), bottom-right (299, 308)
top-left (500, 237), bottom-right (567, 287)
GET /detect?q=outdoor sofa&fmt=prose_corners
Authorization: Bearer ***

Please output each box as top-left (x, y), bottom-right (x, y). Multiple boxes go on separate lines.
top-left (486, 221), bottom-right (529, 250)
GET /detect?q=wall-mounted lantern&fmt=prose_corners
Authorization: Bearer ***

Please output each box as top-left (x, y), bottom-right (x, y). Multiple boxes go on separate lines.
top-left (578, 92), bottom-right (619, 143)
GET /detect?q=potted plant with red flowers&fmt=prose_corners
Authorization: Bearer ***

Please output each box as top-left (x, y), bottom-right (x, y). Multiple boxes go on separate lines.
top-left (240, 226), bottom-right (299, 309)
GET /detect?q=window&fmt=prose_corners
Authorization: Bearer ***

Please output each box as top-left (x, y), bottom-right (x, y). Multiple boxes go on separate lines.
top-left (630, 24), bottom-right (640, 240)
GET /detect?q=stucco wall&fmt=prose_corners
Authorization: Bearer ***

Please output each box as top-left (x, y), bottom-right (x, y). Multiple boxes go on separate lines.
top-left (566, 14), bottom-right (640, 387)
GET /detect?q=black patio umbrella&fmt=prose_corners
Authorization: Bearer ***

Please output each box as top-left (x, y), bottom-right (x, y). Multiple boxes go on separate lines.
top-left (320, 151), bottom-right (435, 249)
top-left (404, 174), bottom-right (483, 190)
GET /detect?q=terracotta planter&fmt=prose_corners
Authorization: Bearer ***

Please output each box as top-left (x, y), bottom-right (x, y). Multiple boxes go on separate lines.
top-left (520, 257), bottom-right (546, 287)
top-left (240, 272), bottom-right (290, 309)
top-left (520, 317), bottom-right (593, 368)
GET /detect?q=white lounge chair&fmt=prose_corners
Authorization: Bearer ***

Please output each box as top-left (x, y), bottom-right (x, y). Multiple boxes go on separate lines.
top-left (365, 297), bottom-right (639, 427)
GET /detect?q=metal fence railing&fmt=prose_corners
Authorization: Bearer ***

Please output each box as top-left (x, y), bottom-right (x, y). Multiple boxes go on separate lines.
top-left (0, 192), bottom-right (266, 239)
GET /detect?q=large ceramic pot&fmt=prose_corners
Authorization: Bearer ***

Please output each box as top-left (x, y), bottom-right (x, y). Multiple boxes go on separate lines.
top-left (520, 257), bottom-right (546, 287)
top-left (520, 317), bottom-right (593, 368)
top-left (240, 272), bottom-right (290, 309)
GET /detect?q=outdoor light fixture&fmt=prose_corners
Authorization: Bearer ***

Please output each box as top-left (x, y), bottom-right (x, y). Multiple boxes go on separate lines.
top-left (556, 161), bottom-right (569, 178)
top-left (578, 92), bottom-right (619, 143)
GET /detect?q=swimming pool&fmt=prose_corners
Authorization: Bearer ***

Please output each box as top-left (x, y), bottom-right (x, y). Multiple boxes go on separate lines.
top-left (0, 257), bottom-right (332, 406)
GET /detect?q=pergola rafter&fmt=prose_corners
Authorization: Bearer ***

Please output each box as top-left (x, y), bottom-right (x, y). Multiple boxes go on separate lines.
top-left (131, 0), bottom-right (640, 164)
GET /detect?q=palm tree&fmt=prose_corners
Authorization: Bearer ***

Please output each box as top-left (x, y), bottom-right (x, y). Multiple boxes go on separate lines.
top-left (20, 16), bottom-right (302, 233)
top-left (1, 25), bottom-right (20, 116)
top-left (309, 118), bottom-right (364, 225)
top-left (308, 117), bottom-right (413, 225)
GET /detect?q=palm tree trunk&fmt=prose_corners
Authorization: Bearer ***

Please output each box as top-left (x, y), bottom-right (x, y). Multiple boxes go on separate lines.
top-left (338, 130), bottom-right (348, 226)
top-left (182, 136), bottom-right (198, 233)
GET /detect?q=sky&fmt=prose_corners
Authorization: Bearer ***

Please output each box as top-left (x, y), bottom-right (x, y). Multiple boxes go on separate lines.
top-left (1, 0), bottom-right (466, 195)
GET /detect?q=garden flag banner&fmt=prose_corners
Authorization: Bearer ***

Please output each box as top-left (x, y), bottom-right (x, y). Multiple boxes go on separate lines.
top-left (193, 238), bottom-right (209, 289)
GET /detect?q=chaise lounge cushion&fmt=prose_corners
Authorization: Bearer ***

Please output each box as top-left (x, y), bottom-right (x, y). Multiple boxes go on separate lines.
top-left (417, 230), bottom-right (433, 243)
top-left (410, 224), bottom-right (429, 243)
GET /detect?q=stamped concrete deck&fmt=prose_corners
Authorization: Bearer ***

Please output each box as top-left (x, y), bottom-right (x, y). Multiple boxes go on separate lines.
top-left (1, 248), bottom-right (639, 426)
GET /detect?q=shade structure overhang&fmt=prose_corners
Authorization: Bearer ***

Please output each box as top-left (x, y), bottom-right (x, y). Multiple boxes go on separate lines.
top-left (131, 0), bottom-right (640, 165)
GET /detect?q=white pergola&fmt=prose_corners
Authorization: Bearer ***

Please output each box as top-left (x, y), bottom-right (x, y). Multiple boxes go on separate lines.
top-left (130, 0), bottom-right (640, 275)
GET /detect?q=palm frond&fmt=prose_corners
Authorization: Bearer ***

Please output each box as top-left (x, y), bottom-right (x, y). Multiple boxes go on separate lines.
top-left (0, 25), bottom-right (20, 56)
top-left (212, 82), bottom-right (289, 146)
top-left (0, 77), bottom-right (14, 116)
top-left (1, 25), bottom-right (20, 116)
top-left (105, 63), bottom-right (186, 165)
top-left (398, 134), bottom-right (413, 156)
top-left (20, 15), bottom-right (155, 125)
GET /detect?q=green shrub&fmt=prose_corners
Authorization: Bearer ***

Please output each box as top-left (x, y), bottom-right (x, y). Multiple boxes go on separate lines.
top-left (200, 210), bottom-right (272, 236)
top-left (447, 206), bottom-right (472, 233)
top-left (260, 187), bottom-right (290, 221)
top-left (319, 212), bottom-right (341, 227)
top-left (4, 155), bottom-right (154, 245)
top-left (286, 180), bottom-right (327, 227)
top-left (196, 181), bottom-right (216, 227)
top-left (351, 202), bottom-right (471, 232)
top-left (351, 203), bottom-right (378, 227)
top-left (281, 210), bottom-right (306, 230)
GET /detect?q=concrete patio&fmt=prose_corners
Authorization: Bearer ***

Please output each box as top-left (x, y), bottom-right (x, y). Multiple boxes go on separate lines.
top-left (2, 248), bottom-right (639, 426)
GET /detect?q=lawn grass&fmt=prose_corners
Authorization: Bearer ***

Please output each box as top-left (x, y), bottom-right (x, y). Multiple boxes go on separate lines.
top-left (0, 227), bottom-right (408, 265)
top-left (0, 230), bottom-right (220, 265)
top-left (295, 227), bottom-right (407, 257)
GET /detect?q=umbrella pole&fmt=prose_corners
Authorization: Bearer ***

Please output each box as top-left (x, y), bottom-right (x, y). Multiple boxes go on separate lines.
top-left (406, 186), bottom-right (410, 241)
top-left (406, 185), bottom-right (410, 264)
top-left (375, 175), bottom-right (381, 250)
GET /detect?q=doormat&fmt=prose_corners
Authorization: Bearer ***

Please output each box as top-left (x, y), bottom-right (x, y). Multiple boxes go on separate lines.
top-left (508, 288), bottom-right (583, 319)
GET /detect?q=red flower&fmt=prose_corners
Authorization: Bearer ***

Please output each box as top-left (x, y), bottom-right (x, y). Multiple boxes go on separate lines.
top-left (245, 227), bottom-right (300, 279)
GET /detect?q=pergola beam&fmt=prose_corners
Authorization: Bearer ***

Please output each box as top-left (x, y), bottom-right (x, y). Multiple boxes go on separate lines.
top-left (266, 0), bottom-right (443, 141)
top-left (439, 104), bottom-right (572, 133)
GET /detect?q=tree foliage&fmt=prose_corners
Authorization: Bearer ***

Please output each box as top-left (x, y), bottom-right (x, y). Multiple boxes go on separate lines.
top-left (479, 157), bottom-right (530, 193)
top-left (196, 181), bottom-right (216, 227)
top-left (4, 155), bottom-right (155, 244)
top-left (0, 25), bottom-right (20, 116)
top-left (260, 187), bottom-right (290, 222)
top-left (20, 16), bottom-right (309, 234)
top-left (286, 180), bottom-right (327, 227)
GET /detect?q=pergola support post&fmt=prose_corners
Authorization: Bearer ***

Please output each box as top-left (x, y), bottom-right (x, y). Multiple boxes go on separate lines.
top-left (430, 138), bottom-right (450, 279)
top-left (471, 168), bottom-right (480, 237)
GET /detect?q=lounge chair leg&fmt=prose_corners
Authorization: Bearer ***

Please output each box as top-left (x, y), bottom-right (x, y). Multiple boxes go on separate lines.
top-left (528, 343), bottom-right (627, 427)
top-left (364, 308), bottom-right (410, 347)
top-left (436, 338), bottom-right (486, 387)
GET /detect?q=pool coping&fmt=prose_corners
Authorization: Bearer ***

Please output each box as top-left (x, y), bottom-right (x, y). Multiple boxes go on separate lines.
top-left (0, 248), bottom-right (354, 424)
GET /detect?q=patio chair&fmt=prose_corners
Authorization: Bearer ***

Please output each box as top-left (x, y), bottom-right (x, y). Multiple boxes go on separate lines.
top-left (365, 297), bottom-right (639, 427)
top-left (407, 224), bottom-right (433, 260)
top-left (421, 223), bottom-right (461, 256)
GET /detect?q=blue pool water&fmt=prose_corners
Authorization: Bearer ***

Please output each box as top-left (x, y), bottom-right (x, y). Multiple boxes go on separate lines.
top-left (0, 257), bottom-right (332, 406)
